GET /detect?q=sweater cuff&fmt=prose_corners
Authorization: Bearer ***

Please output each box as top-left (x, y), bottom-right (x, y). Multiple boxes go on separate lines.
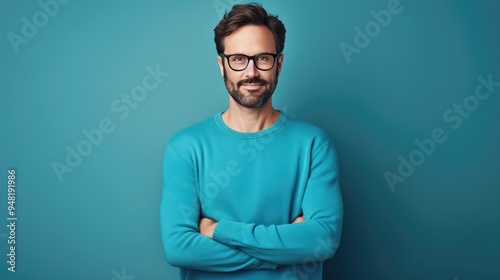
top-left (212, 219), bottom-right (239, 246)
top-left (256, 261), bottom-right (279, 270)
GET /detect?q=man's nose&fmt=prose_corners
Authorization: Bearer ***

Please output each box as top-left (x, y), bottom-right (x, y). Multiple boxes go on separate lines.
top-left (243, 59), bottom-right (259, 77)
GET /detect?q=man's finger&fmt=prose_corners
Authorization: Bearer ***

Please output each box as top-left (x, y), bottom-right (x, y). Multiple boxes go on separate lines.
top-left (292, 216), bottom-right (305, 224)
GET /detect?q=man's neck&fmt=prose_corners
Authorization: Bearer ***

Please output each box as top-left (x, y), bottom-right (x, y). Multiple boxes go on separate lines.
top-left (222, 101), bottom-right (280, 133)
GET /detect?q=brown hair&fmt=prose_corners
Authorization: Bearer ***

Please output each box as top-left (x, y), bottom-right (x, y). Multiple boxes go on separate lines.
top-left (214, 3), bottom-right (286, 54)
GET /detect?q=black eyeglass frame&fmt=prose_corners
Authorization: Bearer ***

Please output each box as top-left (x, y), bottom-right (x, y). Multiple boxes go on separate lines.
top-left (219, 52), bottom-right (282, 71)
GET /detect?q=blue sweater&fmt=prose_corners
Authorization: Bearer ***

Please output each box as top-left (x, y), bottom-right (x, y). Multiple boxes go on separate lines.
top-left (160, 111), bottom-right (343, 280)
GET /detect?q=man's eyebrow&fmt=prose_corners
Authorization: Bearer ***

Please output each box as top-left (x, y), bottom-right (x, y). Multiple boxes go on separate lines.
top-left (224, 52), bottom-right (276, 55)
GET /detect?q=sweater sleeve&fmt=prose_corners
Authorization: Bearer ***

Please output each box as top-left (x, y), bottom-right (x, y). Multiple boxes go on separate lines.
top-left (211, 139), bottom-right (343, 265)
top-left (160, 142), bottom-right (278, 272)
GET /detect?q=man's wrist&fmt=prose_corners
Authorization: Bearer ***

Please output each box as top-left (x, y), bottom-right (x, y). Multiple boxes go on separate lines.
top-left (199, 217), bottom-right (218, 238)
top-left (209, 222), bottom-right (218, 238)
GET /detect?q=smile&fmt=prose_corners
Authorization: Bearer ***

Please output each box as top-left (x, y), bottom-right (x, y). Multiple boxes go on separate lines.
top-left (241, 83), bottom-right (264, 90)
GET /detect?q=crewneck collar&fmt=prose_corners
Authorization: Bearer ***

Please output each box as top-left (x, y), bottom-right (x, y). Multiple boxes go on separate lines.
top-left (214, 110), bottom-right (287, 139)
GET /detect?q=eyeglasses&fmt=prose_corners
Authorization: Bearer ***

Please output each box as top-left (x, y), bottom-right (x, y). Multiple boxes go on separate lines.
top-left (219, 52), bottom-right (282, 71)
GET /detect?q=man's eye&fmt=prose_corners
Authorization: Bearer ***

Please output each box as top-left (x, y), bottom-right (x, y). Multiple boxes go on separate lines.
top-left (257, 56), bottom-right (269, 62)
top-left (231, 56), bottom-right (246, 63)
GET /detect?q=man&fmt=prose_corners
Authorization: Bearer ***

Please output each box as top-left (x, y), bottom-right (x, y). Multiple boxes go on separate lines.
top-left (160, 3), bottom-right (343, 279)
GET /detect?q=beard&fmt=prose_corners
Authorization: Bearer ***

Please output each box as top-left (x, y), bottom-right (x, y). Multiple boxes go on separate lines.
top-left (223, 66), bottom-right (279, 109)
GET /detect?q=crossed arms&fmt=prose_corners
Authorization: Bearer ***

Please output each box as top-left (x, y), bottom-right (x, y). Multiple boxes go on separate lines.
top-left (160, 140), bottom-right (343, 272)
top-left (198, 216), bottom-right (305, 238)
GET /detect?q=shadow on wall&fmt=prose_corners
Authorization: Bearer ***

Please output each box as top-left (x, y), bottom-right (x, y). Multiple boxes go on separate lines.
top-left (294, 93), bottom-right (406, 279)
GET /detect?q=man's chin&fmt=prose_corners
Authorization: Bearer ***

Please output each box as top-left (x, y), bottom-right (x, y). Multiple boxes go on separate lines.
top-left (242, 95), bottom-right (272, 108)
top-left (227, 86), bottom-right (273, 108)
top-left (237, 98), bottom-right (261, 108)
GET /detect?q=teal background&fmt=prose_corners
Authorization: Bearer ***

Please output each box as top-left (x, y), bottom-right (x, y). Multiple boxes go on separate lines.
top-left (1, 0), bottom-right (499, 279)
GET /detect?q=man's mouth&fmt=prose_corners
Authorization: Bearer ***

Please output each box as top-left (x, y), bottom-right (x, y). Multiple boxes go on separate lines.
top-left (241, 83), bottom-right (264, 90)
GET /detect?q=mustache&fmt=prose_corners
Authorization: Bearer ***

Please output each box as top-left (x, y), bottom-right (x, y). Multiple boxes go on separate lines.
top-left (237, 78), bottom-right (268, 87)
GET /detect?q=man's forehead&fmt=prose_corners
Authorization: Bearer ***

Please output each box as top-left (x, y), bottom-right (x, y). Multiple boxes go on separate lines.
top-left (223, 25), bottom-right (276, 54)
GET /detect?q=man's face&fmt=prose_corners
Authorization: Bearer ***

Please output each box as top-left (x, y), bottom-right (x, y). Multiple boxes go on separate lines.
top-left (218, 25), bottom-right (283, 109)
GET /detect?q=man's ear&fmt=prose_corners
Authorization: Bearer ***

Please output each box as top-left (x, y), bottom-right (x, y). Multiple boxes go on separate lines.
top-left (217, 55), bottom-right (224, 77)
top-left (277, 54), bottom-right (284, 75)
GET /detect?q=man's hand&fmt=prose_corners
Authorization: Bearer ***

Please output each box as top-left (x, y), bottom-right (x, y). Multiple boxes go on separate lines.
top-left (199, 217), bottom-right (218, 238)
top-left (199, 216), bottom-right (303, 238)
top-left (292, 216), bottom-right (305, 224)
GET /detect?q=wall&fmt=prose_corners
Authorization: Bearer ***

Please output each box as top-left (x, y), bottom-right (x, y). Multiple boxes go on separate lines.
top-left (1, 0), bottom-right (499, 279)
